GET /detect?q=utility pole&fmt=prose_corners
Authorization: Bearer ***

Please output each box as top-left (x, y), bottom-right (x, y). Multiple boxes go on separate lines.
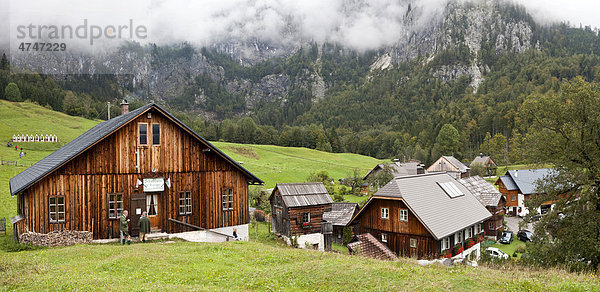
top-left (107, 102), bottom-right (111, 120)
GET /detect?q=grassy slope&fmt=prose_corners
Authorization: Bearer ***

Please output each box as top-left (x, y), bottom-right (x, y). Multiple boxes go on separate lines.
top-left (0, 100), bottom-right (101, 231)
top-left (0, 222), bottom-right (597, 291)
top-left (212, 142), bottom-right (383, 188)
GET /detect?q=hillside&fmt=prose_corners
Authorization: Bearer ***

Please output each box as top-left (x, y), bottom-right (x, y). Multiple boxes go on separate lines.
top-left (212, 142), bottom-right (383, 188)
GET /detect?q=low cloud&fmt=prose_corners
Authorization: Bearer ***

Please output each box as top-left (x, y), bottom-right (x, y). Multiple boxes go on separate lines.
top-left (3, 0), bottom-right (600, 55)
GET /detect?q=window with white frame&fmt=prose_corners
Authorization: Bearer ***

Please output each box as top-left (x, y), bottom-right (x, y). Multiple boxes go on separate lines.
top-left (108, 193), bottom-right (123, 219)
top-left (455, 230), bottom-right (463, 244)
top-left (399, 209), bottom-right (408, 222)
top-left (301, 212), bottom-right (311, 223)
top-left (221, 188), bottom-right (234, 211)
top-left (410, 238), bottom-right (417, 248)
top-left (179, 191), bottom-right (192, 215)
top-left (380, 208), bottom-right (389, 219)
top-left (381, 233), bottom-right (388, 242)
top-left (479, 223), bottom-right (483, 233)
top-left (466, 226), bottom-right (473, 238)
top-left (49, 196), bottom-right (65, 223)
top-left (441, 237), bottom-right (450, 251)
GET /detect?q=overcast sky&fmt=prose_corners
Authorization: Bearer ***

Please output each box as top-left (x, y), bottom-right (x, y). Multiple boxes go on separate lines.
top-left (1, 0), bottom-right (600, 53)
top-left (514, 0), bottom-right (600, 28)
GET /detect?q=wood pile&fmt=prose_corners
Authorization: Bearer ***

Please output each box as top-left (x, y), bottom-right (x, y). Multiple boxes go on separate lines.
top-left (19, 230), bottom-right (92, 246)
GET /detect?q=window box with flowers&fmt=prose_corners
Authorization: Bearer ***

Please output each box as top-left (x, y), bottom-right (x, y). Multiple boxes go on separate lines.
top-left (301, 222), bottom-right (313, 229)
top-left (465, 238), bottom-right (476, 249)
top-left (441, 249), bottom-right (452, 258)
top-left (476, 234), bottom-right (484, 243)
top-left (452, 245), bottom-right (464, 256)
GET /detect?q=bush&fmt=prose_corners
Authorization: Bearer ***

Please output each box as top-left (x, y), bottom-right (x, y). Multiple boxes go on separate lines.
top-left (513, 252), bottom-right (518, 257)
top-left (515, 245), bottom-right (526, 254)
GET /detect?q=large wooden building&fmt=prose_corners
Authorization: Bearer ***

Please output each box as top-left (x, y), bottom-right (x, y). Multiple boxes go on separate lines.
top-left (10, 102), bottom-right (262, 240)
top-left (350, 173), bottom-right (490, 259)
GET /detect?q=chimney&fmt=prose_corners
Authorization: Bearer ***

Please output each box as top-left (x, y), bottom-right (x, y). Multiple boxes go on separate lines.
top-left (514, 170), bottom-right (518, 178)
top-left (479, 152), bottom-right (484, 157)
top-left (120, 99), bottom-right (129, 115)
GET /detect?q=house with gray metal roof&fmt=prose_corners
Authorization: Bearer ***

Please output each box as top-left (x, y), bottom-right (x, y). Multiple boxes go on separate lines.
top-left (9, 101), bottom-right (262, 242)
top-left (323, 202), bottom-right (359, 244)
top-left (363, 161), bottom-right (425, 181)
top-left (269, 182), bottom-right (333, 250)
top-left (427, 156), bottom-right (470, 179)
top-left (470, 153), bottom-right (497, 176)
top-left (457, 176), bottom-right (506, 238)
top-left (350, 173), bottom-right (491, 259)
top-left (495, 169), bottom-right (555, 217)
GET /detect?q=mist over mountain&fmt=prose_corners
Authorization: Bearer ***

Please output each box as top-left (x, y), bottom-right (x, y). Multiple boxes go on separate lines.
top-left (2, 0), bottom-right (600, 162)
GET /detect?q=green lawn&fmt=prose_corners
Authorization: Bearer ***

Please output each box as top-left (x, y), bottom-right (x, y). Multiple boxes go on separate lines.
top-left (0, 224), bottom-right (597, 291)
top-left (491, 239), bottom-right (527, 259)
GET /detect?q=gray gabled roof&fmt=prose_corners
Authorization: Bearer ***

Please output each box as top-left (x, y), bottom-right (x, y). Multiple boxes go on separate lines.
top-left (471, 155), bottom-right (495, 166)
top-left (443, 156), bottom-right (470, 172)
top-left (273, 182), bottom-right (333, 208)
top-left (10, 103), bottom-right (263, 195)
top-left (363, 161), bottom-right (422, 180)
top-left (457, 176), bottom-right (503, 207)
top-left (353, 173), bottom-right (491, 240)
top-left (427, 156), bottom-right (470, 173)
top-left (499, 175), bottom-right (519, 191)
top-left (323, 202), bottom-right (359, 226)
top-left (501, 169), bottom-right (552, 195)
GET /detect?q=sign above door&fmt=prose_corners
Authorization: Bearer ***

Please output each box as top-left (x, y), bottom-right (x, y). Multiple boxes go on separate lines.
top-left (143, 177), bottom-right (165, 192)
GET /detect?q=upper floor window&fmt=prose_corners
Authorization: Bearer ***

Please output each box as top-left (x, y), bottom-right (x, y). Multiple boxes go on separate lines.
top-left (399, 209), bottom-right (408, 222)
top-left (152, 123), bottom-right (160, 145)
top-left (139, 123), bottom-right (148, 145)
top-left (380, 208), bottom-right (389, 219)
top-left (49, 196), bottom-right (65, 223)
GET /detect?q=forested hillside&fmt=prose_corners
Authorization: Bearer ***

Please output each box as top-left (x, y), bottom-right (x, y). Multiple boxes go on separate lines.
top-left (2, 0), bottom-right (600, 165)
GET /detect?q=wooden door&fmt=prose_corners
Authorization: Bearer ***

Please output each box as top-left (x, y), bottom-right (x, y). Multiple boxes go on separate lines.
top-left (130, 193), bottom-right (146, 237)
top-left (146, 193), bottom-right (160, 231)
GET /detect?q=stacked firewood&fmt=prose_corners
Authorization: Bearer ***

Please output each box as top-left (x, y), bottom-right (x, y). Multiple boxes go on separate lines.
top-left (19, 230), bottom-right (92, 246)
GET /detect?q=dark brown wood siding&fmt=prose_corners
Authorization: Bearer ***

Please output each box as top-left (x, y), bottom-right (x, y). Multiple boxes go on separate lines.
top-left (288, 205), bottom-right (331, 236)
top-left (19, 108), bottom-right (251, 239)
top-left (356, 198), bottom-right (438, 259)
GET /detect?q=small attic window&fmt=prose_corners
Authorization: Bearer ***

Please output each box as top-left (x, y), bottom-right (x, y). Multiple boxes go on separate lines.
top-left (438, 181), bottom-right (464, 198)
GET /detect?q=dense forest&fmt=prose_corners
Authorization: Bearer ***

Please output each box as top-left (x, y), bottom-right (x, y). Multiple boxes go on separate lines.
top-left (2, 2), bottom-right (600, 166)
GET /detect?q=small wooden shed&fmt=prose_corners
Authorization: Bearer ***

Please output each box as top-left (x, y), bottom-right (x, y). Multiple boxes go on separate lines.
top-left (269, 182), bottom-right (333, 238)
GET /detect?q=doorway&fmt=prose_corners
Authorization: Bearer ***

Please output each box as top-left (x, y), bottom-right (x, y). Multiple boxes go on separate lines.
top-left (146, 193), bottom-right (160, 231)
top-left (130, 192), bottom-right (146, 237)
